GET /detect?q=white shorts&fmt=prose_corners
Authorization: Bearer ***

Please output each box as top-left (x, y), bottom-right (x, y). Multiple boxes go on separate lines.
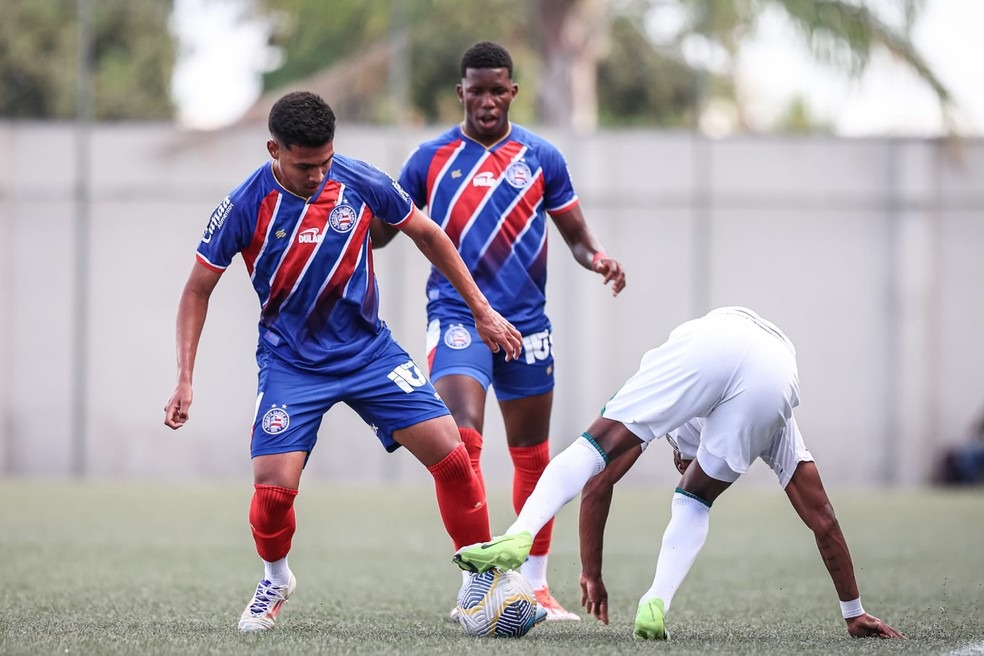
top-left (602, 307), bottom-right (813, 487)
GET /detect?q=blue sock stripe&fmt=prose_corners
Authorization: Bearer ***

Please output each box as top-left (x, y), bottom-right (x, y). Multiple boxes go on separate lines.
top-left (674, 487), bottom-right (712, 508)
top-left (580, 432), bottom-right (610, 466)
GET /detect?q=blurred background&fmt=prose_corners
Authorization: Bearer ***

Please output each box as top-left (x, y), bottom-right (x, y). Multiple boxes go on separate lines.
top-left (1, 0), bottom-right (982, 488)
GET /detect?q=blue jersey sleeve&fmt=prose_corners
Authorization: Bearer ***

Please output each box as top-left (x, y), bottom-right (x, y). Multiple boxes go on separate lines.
top-left (196, 192), bottom-right (254, 270)
top-left (355, 160), bottom-right (415, 226)
top-left (536, 142), bottom-right (578, 213)
top-left (397, 147), bottom-right (428, 209)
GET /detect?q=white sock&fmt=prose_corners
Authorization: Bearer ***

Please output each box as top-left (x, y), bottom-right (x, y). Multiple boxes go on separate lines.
top-left (520, 554), bottom-right (549, 590)
top-left (506, 436), bottom-right (606, 538)
top-left (638, 490), bottom-right (711, 613)
top-left (263, 557), bottom-right (292, 587)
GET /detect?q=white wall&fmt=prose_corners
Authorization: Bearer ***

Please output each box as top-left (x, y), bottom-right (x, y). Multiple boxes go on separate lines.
top-left (1, 120), bottom-right (981, 487)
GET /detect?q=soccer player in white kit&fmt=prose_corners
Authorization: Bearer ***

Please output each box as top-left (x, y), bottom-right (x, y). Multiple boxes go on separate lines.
top-left (454, 307), bottom-right (904, 640)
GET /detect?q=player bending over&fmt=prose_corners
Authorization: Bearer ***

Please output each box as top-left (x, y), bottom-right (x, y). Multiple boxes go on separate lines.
top-left (454, 306), bottom-right (904, 640)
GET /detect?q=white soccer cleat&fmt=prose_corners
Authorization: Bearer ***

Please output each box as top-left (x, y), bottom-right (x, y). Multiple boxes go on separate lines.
top-left (534, 586), bottom-right (581, 621)
top-left (237, 574), bottom-right (296, 632)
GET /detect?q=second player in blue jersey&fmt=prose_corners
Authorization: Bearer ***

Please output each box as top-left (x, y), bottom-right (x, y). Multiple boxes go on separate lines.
top-left (372, 41), bottom-right (627, 621)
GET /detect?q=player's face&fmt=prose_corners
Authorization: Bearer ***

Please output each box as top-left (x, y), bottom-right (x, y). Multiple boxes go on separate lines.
top-left (267, 139), bottom-right (334, 199)
top-left (458, 67), bottom-right (517, 146)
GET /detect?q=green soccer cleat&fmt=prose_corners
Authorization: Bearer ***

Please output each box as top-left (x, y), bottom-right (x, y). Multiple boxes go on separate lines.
top-left (452, 531), bottom-right (533, 574)
top-left (634, 598), bottom-right (669, 641)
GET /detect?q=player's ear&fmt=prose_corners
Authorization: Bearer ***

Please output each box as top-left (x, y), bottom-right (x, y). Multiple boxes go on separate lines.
top-left (266, 139), bottom-right (279, 159)
top-left (456, 85), bottom-right (464, 103)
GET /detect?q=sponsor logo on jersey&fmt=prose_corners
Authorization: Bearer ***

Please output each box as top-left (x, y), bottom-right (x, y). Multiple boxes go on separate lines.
top-left (451, 170), bottom-right (462, 179)
top-left (444, 324), bottom-right (472, 350)
top-left (504, 161), bottom-right (533, 189)
top-left (391, 178), bottom-right (411, 204)
top-left (275, 228), bottom-right (287, 239)
top-left (261, 405), bottom-right (290, 434)
top-left (298, 227), bottom-right (323, 244)
top-left (472, 171), bottom-right (496, 187)
top-left (329, 204), bottom-right (358, 232)
top-left (201, 196), bottom-right (233, 244)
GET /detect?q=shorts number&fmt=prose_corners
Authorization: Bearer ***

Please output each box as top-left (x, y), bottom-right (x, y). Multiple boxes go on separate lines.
top-left (522, 329), bottom-right (552, 364)
top-left (387, 360), bottom-right (427, 393)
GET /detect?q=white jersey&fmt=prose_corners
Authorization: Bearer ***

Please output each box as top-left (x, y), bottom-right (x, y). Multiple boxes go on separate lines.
top-left (602, 307), bottom-right (813, 487)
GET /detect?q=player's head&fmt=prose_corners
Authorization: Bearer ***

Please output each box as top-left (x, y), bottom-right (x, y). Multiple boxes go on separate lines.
top-left (460, 41), bottom-right (513, 79)
top-left (458, 42), bottom-right (517, 146)
top-left (268, 91), bottom-right (336, 149)
top-left (266, 91), bottom-right (336, 198)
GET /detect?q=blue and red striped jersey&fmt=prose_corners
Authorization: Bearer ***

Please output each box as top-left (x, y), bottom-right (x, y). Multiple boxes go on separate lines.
top-left (398, 123), bottom-right (579, 331)
top-left (197, 154), bottom-right (413, 373)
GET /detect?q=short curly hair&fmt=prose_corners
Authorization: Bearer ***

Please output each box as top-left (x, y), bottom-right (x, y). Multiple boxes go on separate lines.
top-left (460, 41), bottom-right (513, 78)
top-left (268, 91), bottom-right (336, 149)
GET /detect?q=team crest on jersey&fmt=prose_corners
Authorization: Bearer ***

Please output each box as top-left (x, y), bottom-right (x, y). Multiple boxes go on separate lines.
top-left (444, 324), bottom-right (472, 350)
top-left (329, 204), bottom-right (358, 233)
top-left (261, 406), bottom-right (290, 434)
top-left (504, 161), bottom-right (533, 188)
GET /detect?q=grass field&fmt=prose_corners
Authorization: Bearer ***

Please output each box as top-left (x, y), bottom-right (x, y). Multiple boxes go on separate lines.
top-left (0, 480), bottom-right (981, 655)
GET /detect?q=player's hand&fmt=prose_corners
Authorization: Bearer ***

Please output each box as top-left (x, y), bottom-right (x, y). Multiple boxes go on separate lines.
top-left (579, 572), bottom-right (609, 624)
top-left (164, 382), bottom-right (193, 429)
top-left (474, 307), bottom-right (523, 362)
top-left (593, 255), bottom-right (626, 297)
top-left (673, 449), bottom-right (692, 475)
top-left (846, 613), bottom-right (905, 639)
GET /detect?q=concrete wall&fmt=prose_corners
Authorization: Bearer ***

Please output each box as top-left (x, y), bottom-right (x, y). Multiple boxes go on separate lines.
top-left (1, 120), bottom-right (982, 487)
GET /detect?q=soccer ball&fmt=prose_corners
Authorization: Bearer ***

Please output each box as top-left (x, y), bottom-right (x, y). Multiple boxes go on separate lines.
top-left (455, 567), bottom-right (540, 638)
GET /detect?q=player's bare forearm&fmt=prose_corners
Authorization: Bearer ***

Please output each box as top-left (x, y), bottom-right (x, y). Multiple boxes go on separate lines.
top-left (402, 210), bottom-right (522, 359)
top-left (578, 472), bottom-right (614, 580)
top-left (785, 462), bottom-right (860, 601)
top-left (550, 207), bottom-right (626, 295)
top-left (165, 263), bottom-right (220, 429)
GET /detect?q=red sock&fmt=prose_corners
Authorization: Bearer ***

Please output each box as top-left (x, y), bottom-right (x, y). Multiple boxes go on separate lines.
top-left (458, 427), bottom-right (486, 497)
top-left (249, 484), bottom-right (298, 562)
top-left (428, 443), bottom-right (491, 550)
top-left (510, 441), bottom-right (553, 557)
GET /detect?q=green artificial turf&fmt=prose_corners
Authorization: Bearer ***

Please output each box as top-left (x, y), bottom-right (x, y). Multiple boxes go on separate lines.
top-left (0, 480), bottom-right (981, 655)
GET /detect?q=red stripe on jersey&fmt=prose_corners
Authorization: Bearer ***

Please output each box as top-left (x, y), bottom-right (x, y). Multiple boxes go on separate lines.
top-left (426, 140), bottom-right (464, 210)
top-left (242, 190), bottom-right (280, 276)
top-left (475, 168), bottom-right (544, 278)
top-left (195, 253), bottom-right (225, 273)
top-left (442, 140), bottom-right (525, 247)
top-left (307, 203), bottom-right (373, 331)
top-left (262, 185), bottom-right (336, 320)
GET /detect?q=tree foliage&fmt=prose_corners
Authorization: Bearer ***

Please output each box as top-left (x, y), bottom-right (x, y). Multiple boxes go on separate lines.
top-left (0, 0), bottom-right (176, 120)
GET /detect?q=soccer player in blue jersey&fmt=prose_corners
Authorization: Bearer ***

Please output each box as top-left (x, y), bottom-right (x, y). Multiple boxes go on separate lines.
top-left (163, 91), bottom-right (523, 632)
top-left (454, 307), bottom-right (904, 641)
top-left (371, 41), bottom-right (626, 621)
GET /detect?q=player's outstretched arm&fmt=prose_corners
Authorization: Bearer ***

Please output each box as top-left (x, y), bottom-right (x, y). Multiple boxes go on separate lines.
top-left (550, 206), bottom-right (626, 296)
top-left (164, 262), bottom-right (222, 429)
top-left (398, 208), bottom-right (522, 361)
top-left (784, 461), bottom-right (904, 639)
top-left (578, 425), bottom-right (645, 623)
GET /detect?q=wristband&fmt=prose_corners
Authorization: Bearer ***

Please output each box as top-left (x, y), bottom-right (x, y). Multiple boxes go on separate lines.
top-left (839, 597), bottom-right (864, 619)
top-left (591, 252), bottom-right (608, 266)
